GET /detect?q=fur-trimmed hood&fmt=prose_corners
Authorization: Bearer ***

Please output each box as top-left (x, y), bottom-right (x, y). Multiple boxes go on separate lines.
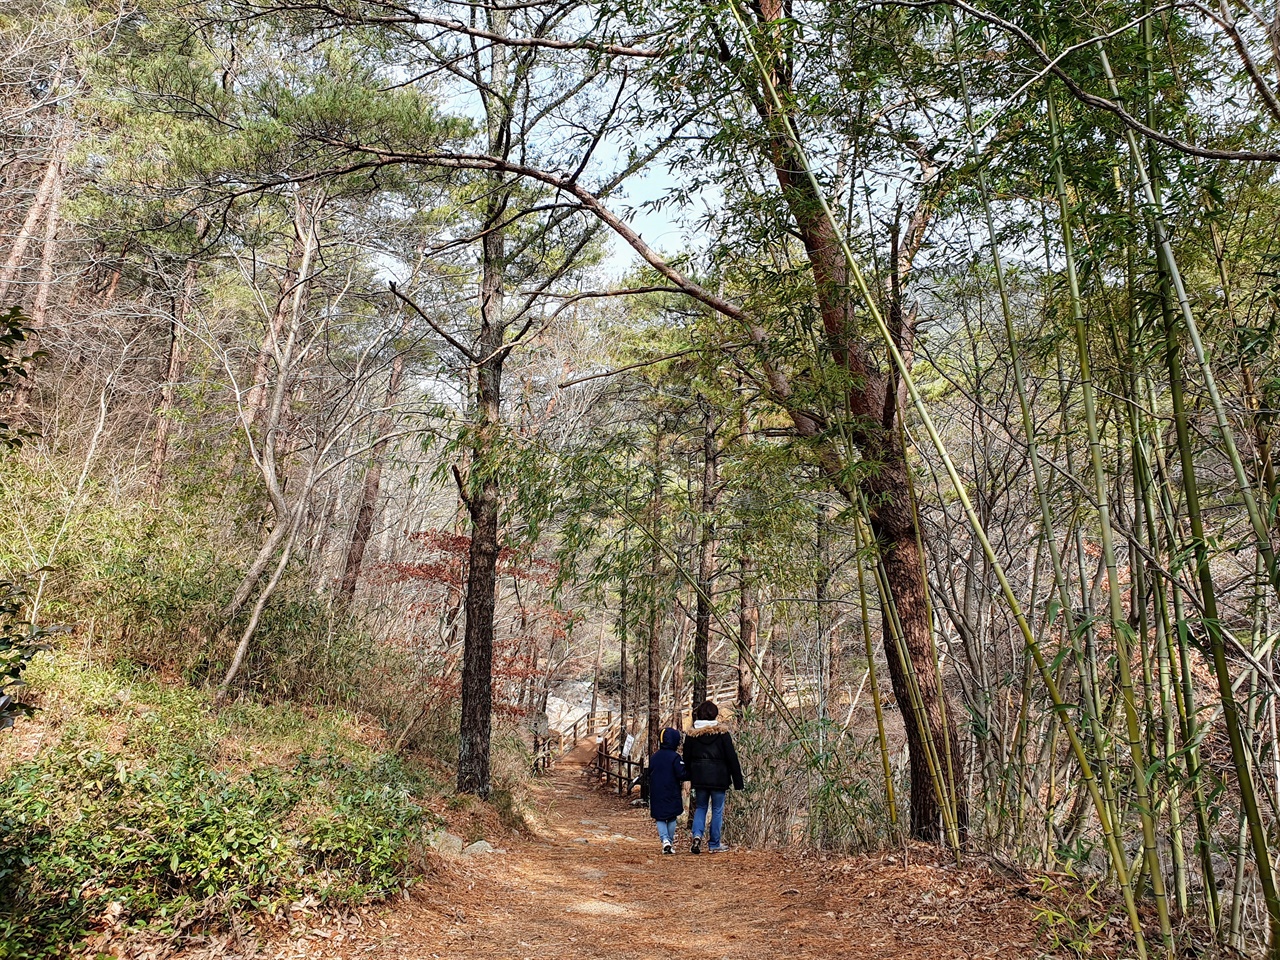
top-left (681, 718), bottom-right (745, 791)
top-left (683, 720), bottom-right (733, 738)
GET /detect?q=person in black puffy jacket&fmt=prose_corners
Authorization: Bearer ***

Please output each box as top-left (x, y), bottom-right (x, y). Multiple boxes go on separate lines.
top-left (682, 700), bottom-right (744, 854)
top-left (648, 727), bottom-right (687, 854)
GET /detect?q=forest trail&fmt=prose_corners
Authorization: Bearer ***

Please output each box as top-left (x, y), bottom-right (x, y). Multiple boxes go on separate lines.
top-left (260, 748), bottom-right (1054, 960)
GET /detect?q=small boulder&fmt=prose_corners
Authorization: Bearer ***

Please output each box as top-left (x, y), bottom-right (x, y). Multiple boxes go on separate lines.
top-left (463, 840), bottom-right (495, 856)
top-left (428, 831), bottom-right (465, 855)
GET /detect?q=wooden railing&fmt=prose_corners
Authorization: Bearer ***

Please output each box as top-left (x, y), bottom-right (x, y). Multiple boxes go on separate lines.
top-left (589, 732), bottom-right (643, 797)
top-left (531, 710), bottom-right (616, 774)
top-left (532, 734), bottom-right (554, 774)
top-left (533, 674), bottom-right (807, 776)
top-left (556, 710), bottom-right (614, 757)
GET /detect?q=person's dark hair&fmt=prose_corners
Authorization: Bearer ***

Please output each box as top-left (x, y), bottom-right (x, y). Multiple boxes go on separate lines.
top-left (695, 700), bottom-right (719, 721)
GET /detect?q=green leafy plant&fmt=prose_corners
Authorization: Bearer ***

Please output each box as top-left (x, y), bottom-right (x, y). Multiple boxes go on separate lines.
top-left (0, 305), bottom-right (38, 454)
top-left (0, 577), bottom-right (51, 730)
top-left (1031, 874), bottom-right (1110, 959)
top-left (0, 744), bottom-right (435, 957)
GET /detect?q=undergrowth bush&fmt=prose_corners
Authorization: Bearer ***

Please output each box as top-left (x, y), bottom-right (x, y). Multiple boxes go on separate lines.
top-left (727, 707), bottom-right (902, 852)
top-left (0, 658), bottom-right (441, 959)
top-left (0, 577), bottom-right (51, 730)
top-left (0, 746), bottom-right (432, 957)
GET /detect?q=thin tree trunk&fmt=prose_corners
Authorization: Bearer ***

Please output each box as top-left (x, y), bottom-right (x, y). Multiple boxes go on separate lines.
top-left (692, 404), bottom-right (718, 710)
top-left (220, 199), bottom-right (319, 625)
top-left (738, 551), bottom-right (757, 708)
top-left (671, 612), bottom-right (686, 728)
top-left (246, 226), bottom-right (305, 425)
top-left (148, 256), bottom-right (200, 494)
top-left (337, 349), bottom-right (405, 604)
top-left (0, 137), bottom-right (67, 303)
top-left (618, 540), bottom-right (629, 735)
top-left (646, 429), bottom-right (663, 757)
top-left (216, 513), bottom-right (303, 703)
top-left (816, 503), bottom-right (832, 724)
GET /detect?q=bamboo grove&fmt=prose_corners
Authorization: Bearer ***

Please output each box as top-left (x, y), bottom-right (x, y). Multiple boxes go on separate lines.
top-left (6, 0), bottom-right (1280, 955)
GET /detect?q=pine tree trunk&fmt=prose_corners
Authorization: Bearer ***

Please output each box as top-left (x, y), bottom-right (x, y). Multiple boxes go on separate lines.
top-left (0, 137), bottom-right (66, 303)
top-left (738, 552), bottom-right (757, 708)
top-left (865, 445), bottom-right (966, 841)
top-left (454, 0), bottom-right (513, 800)
top-left (692, 405), bottom-right (717, 711)
top-left (744, 0), bottom-right (964, 843)
top-left (646, 431), bottom-right (663, 757)
top-left (28, 170), bottom-right (62, 329)
top-left (337, 350), bottom-right (405, 604)
top-left (9, 150), bottom-right (66, 421)
top-left (148, 256), bottom-right (200, 495)
top-left (456, 224), bottom-right (505, 799)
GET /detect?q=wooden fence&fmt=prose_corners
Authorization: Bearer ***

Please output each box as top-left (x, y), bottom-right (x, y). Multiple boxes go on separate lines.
top-left (531, 673), bottom-right (791, 778)
top-left (530, 710), bottom-right (615, 775)
top-left (589, 731), bottom-right (643, 798)
top-left (558, 710), bottom-right (614, 756)
top-left (532, 734), bottom-right (554, 773)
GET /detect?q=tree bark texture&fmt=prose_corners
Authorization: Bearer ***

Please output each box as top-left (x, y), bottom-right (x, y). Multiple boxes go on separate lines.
top-left (338, 349), bottom-right (405, 604)
top-left (0, 135), bottom-right (67, 304)
top-left (456, 223), bottom-right (505, 798)
top-left (748, 0), bottom-right (965, 841)
top-left (738, 552), bottom-right (757, 708)
top-left (148, 257), bottom-right (200, 494)
top-left (455, 0), bottom-right (514, 799)
top-left (692, 404), bottom-right (718, 712)
top-left (28, 168), bottom-right (63, 330)
top-left (646, 431), bottom-right (663, 757)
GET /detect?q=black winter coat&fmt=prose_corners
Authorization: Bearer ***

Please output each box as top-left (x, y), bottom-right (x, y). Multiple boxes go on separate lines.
top-left (648, 727), bottom-right (688, 820)
top-left (682, 721), bottom-right (744, 792)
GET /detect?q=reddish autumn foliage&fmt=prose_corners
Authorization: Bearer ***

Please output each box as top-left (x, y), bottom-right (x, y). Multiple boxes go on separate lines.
top-left (377, 528), bottom-right (575, 720)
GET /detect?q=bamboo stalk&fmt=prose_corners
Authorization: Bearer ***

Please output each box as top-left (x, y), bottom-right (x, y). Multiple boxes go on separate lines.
top-left (1155, 245), bottom-right (1280, 954)
top-left (724, 7), bottom-right (1148, 951)
top-left (859, 496), bottom-right (961, 856)
top-left (853, 510), bottom-right (898, 827)
top-left (1045, 91), bottom-right (1172, 947)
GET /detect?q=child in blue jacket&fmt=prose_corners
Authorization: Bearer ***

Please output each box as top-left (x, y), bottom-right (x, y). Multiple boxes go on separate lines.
top-left (648, 727), bottom-right (688, 854)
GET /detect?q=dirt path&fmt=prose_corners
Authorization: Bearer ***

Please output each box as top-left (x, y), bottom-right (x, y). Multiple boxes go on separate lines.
top-left (259, 754), bottom-right (1055, 960)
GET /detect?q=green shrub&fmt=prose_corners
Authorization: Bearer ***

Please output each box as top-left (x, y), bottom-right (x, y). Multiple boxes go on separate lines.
top-left (0, 578), bottom-right (51, 730)
top-left (0, 745), bottom-right (435, 958)
top-left (727, 708), bottom-right (900, 853)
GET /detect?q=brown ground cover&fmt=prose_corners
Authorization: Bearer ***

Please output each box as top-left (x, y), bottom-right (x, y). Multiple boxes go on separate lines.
top-left (233, 749), bottom-right (1060, 960)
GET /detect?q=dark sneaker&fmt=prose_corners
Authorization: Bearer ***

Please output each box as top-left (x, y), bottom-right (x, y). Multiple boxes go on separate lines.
top-left (662, 842), bottom-right (674, 855)
top-left (690, 837), bottom-right (701, 855)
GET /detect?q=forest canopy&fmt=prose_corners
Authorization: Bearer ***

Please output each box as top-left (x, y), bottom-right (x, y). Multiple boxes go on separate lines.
top-left (4, 0), bottom-right (1280, 956)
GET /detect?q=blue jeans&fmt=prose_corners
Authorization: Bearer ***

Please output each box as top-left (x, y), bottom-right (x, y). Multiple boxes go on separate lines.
top-left (692, 788), bottom-right (727, 850)
top-left (655, 818), bottom-right (678, 846)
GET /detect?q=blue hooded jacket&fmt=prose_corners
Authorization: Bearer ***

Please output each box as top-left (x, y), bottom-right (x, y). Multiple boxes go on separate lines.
top-left (648, 727), bottom-right (688, 821)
